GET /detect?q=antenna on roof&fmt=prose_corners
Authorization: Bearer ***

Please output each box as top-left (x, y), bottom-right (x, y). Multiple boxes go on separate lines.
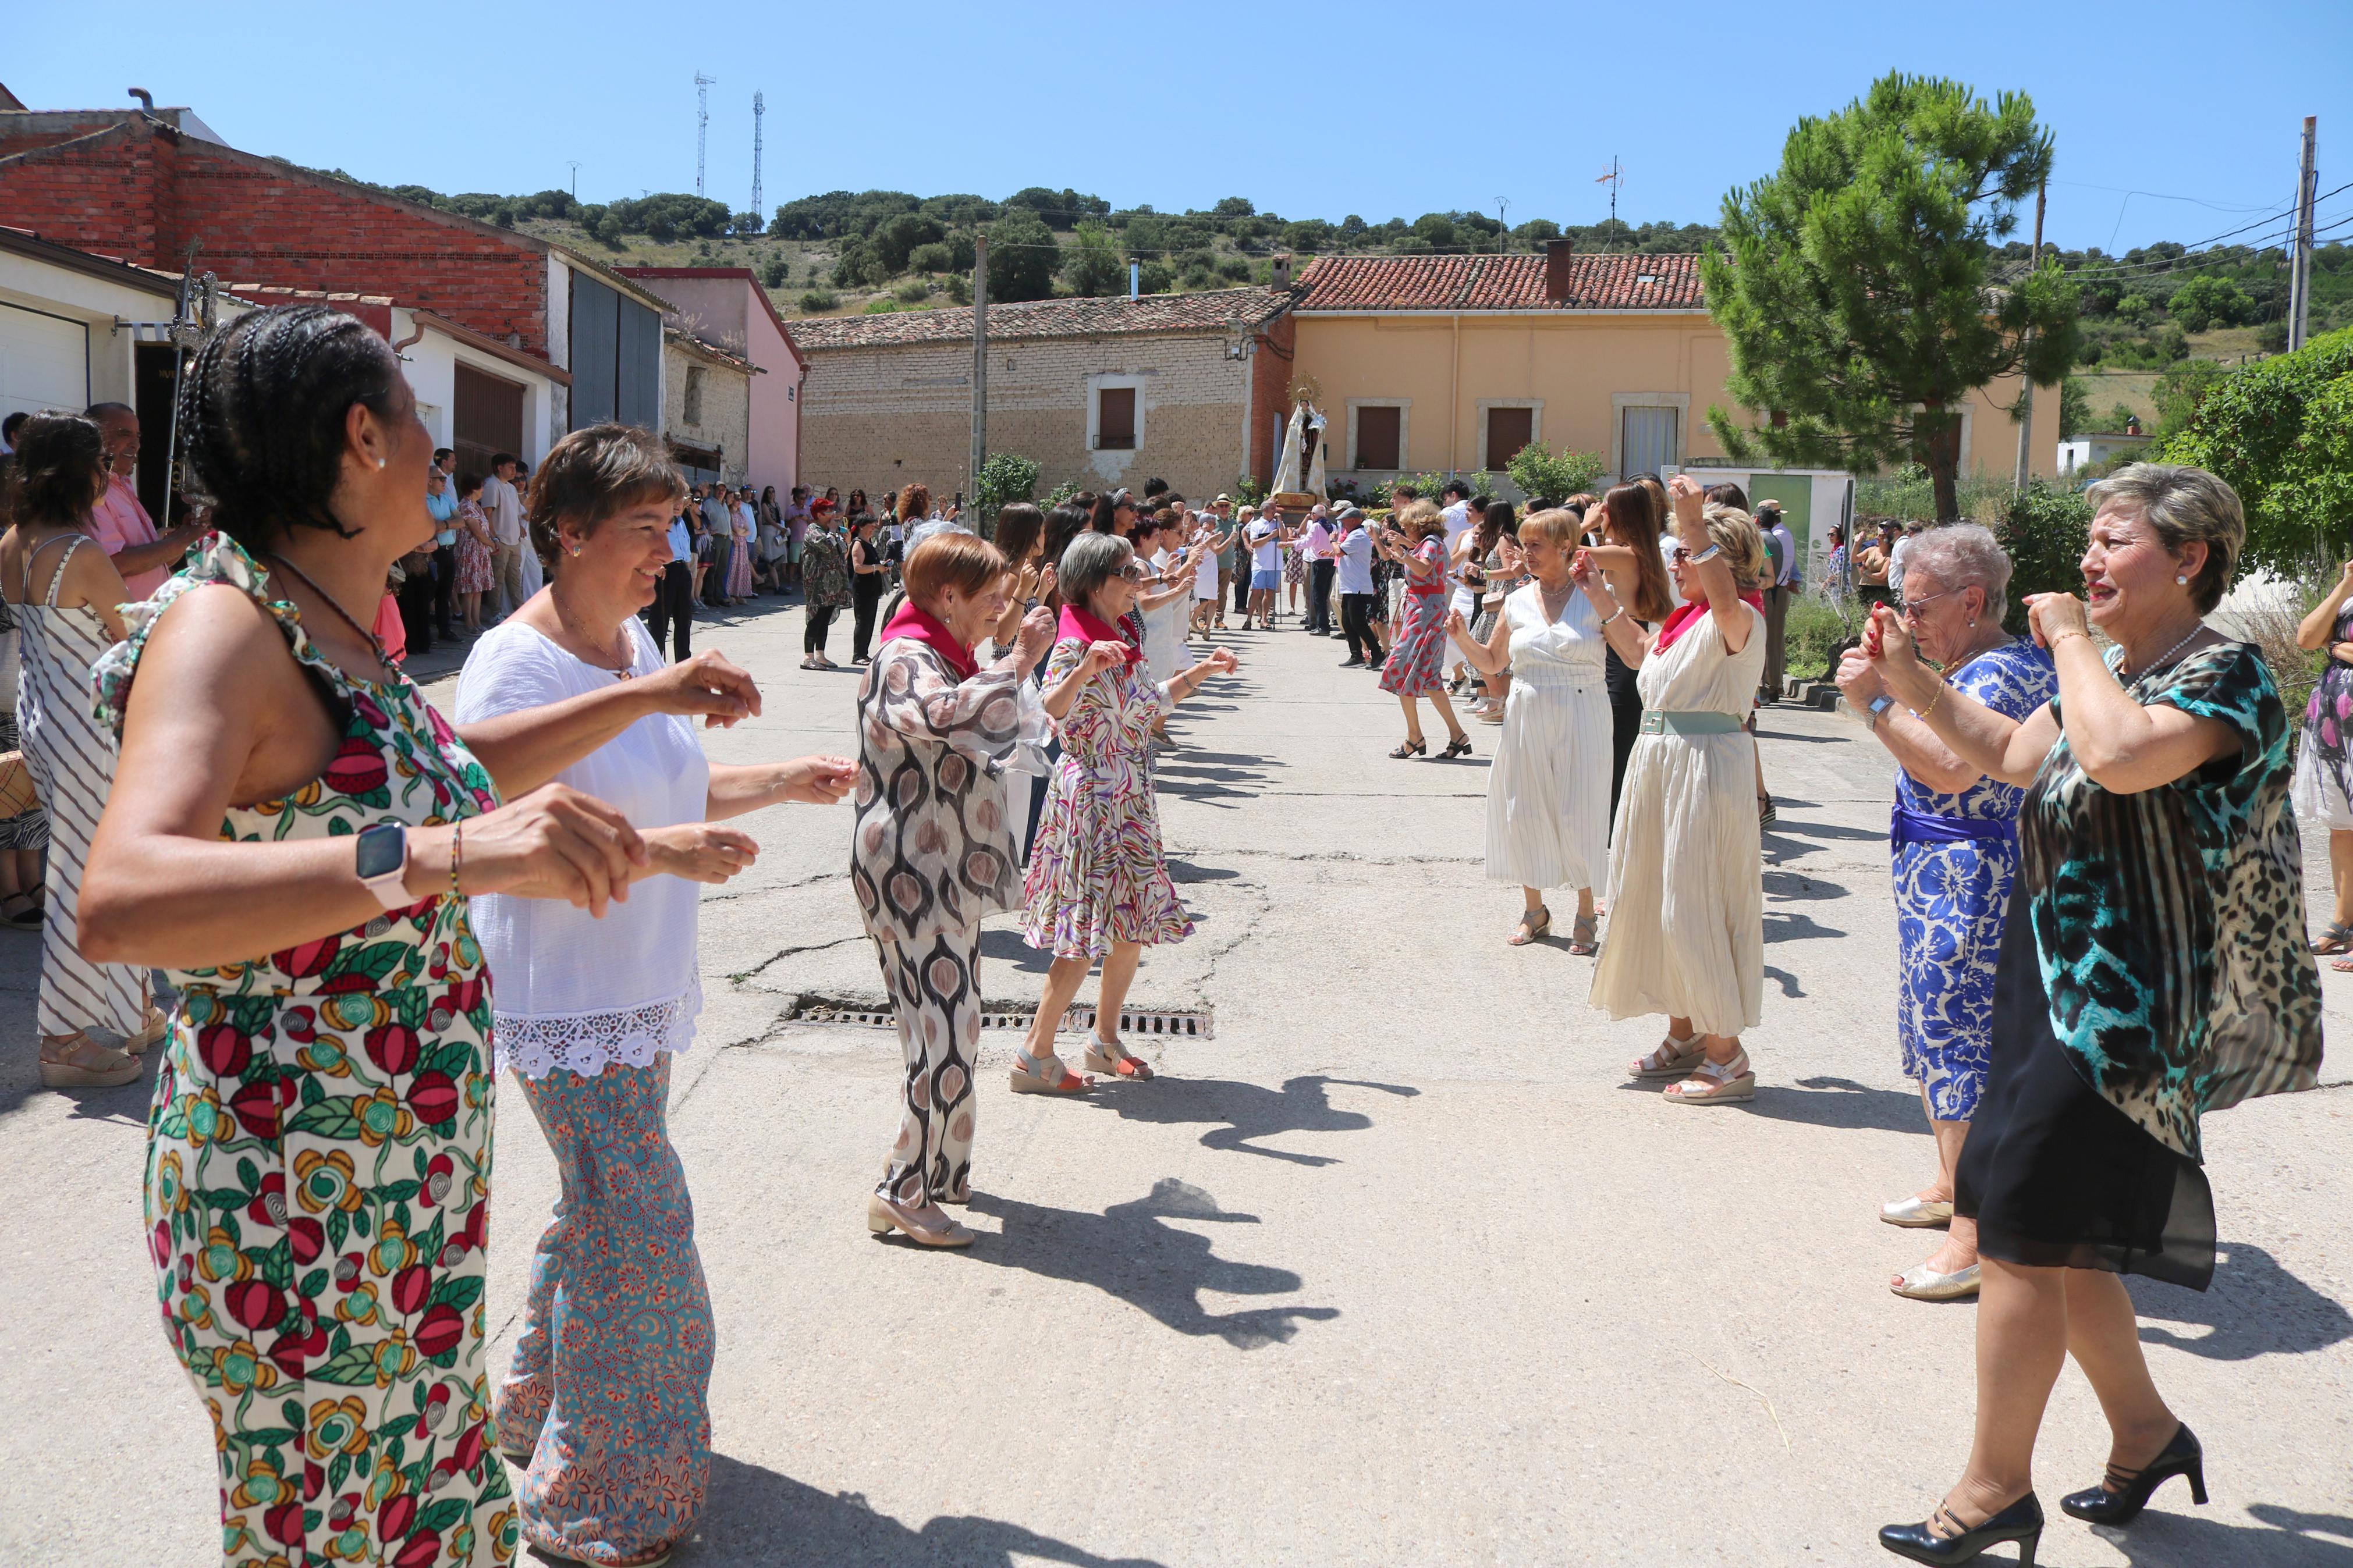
top-left (694, 72), bottom-right (717, 198)
top-left (751, 91), bottom-right (765, 222)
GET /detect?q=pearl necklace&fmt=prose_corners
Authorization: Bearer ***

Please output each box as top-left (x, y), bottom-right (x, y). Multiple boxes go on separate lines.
top-left (2117, 620), bottom-right (2205, 682)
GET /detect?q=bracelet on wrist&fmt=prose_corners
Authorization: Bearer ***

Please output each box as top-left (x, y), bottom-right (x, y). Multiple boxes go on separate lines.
top-left (448, 818), bottom-right (465, 901)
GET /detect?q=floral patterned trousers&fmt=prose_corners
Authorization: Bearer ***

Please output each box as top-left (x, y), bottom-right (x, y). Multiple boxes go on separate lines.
top-left (495, 1056), bottom-right (712, 1564)
top-left (874, 930), bottom-right (982, 1207)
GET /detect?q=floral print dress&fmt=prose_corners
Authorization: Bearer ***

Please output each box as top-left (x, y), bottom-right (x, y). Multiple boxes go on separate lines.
top-left (1021, 639), bottom-right (1192, 958)
top-left (95, 536), bottom-right (515, 1568)
top-left (1378, 536), bottom-right (1450, 696)
top-left (1892, 639), bottom-right (2056, 1119)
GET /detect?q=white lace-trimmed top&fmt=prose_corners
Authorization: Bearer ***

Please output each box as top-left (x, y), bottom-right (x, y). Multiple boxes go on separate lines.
top-left (455, 617), bottom-right (711, 1079)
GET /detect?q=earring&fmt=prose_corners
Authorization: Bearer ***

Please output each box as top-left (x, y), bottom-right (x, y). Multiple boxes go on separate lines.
top-left (376, 458), bottom-right (386, 470)
top-left (570, 545), bottom-right (582, 557)
top-left (2176, 574), bottom-right (2188, 585)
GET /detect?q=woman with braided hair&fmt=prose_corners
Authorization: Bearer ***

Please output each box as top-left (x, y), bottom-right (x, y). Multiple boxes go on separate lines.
top-left (80, 303), bottom-right (762, 1568)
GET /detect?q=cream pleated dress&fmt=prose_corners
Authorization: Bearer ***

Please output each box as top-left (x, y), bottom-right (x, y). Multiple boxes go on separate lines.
top-left (1589, 602), bottom-right (1768, 1036)
top-left (1486, 583), bottom-right (1612, 892)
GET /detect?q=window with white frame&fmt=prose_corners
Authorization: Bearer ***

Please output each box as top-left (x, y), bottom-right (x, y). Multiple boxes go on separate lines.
top-left (1612, 392), bottom-right (1690, 479)
top-left (1088, 374), bottom-right (1147, 453)
top-left (1478, 400), bottom-right (1542, 471)
top-left (1347, 399), bottom-right (1410, 471)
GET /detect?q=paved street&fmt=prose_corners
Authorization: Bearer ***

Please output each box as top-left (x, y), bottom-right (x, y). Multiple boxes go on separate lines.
top-left (2, 593), bottom-right (2350, 1567)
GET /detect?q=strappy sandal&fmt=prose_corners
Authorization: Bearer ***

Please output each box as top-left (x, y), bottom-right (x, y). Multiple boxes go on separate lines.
top-left (38, 1031), bottom-right (143, 1089)
top-left (1440, 734), bottom-right (1473, 759)
top-left (2314, 920), bottom-right (2353, 955)
top-left (1567, 910), bottom-right (1599, 955)
top-left (1508, 906), bottom-right (1550, 947)
top-left (1082, 1036), bottom-right (1156, 1080)
top-left (1009, 1050), bottom-right (1093, 1096)
top-left (1663, 1047), bottom-right (1756, 1105)
top-left (2333, 954), bottom-right (2353, 975)
top-left (0, 893), bottom-right (40, 931)
top-left (1757, 794), bottom-right (1778, 827)
top-left (123, 1005), bottom-right (170, 1055)
top-left (1389, 738), bottom-right (1426, 759)
top-left (1629, 1035), bottom-right (1705, 1079)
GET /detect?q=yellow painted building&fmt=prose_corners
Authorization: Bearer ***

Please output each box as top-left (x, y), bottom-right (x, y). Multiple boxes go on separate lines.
top-left (1289, 246), bottom-right (2058, 501)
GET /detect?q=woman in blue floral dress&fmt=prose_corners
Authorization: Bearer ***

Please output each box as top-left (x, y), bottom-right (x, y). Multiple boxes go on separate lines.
top-left (1838, 525), bottom-right (2054, 1303)
top-left (81, 304), bottom-right (755, 1568)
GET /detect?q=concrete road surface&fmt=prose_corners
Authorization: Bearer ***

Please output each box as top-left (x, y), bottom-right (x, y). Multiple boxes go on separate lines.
top-left (2, 592), bottom-right (2348, 1567)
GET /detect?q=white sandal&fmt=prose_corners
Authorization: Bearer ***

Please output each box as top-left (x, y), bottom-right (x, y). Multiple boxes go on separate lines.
top-left (1662, 1047), bottom-right (1756, 1105)
top-left (1629, 1034), bottom-right (1704, 1079)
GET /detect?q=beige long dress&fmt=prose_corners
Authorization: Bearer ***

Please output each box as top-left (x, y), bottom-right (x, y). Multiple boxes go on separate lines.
top-left (1589, 602), bottom-right (1767, 1036)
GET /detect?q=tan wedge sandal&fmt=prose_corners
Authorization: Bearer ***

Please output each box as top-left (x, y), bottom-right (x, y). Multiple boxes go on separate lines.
top-left (1082, 1037), bottom-right (1156, 1080)
top-left (1009, 1050), bottom-right (1093, 1096)
top-left (39, 1031), bottom-right (142, 1089)
top-left (1662, 1047), bottom-right (1757, 1105)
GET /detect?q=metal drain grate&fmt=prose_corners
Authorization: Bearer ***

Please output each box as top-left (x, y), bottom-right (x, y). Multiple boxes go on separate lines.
top-left (789, 1002), bottom-right (1212, 1040)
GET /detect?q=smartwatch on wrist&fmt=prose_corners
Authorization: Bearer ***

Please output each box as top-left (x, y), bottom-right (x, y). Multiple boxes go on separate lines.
top-left (1866, 694), bottom-right (1897, 730)
top-left (355, 822), bottom-right (411, 910)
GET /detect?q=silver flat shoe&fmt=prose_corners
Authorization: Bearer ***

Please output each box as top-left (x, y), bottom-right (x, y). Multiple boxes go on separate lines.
top-left (1880, 1194), bottom-right (1954, 1229)
top-left (1891, 1261), bottom-right (1981, 1301)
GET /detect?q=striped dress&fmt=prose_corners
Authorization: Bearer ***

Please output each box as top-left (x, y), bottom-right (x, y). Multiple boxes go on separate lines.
top-left (16, 535), bottom-right (144, 1036)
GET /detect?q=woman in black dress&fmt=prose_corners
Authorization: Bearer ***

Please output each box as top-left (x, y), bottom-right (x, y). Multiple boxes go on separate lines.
top-left (1576, 483), bottom-right (1675, 834)
top-left (1854, 463), bottom-right (2322, 1567)
top-left (849, 514), bottom-right (889, 662)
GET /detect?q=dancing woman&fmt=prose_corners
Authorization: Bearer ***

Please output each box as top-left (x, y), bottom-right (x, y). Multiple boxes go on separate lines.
top-left (1585, 474), bottom-right (1769, 1104)
top-left (1374, 500), bottom-right (1471, 759)
top-left (1446, 507), bottom-right (1609, 952)
top-left (1862, 465), bottom-right (2320, 1566)
top-left (1577, 482), bottom-right (1677, 827)
top-left (81, 304), bottom-right (757, 1568)
top-left (1018, 532), bottom-right (1237, 1089)
top-left (459, 425), bottom-right (854, 1567)
top-left (852, 534), bottom-right (1058, 1246)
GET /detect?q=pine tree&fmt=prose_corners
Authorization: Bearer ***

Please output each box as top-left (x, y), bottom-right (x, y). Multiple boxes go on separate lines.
top-left (1701, 73), bottom-right (2078, 521)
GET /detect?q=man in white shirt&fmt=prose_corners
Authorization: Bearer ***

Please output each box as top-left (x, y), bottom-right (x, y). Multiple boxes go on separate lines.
top-left (1333, 506), bottom-right (1384, 667)
top-left (1756, 499), bottom-right (1799, 703)
top-left (1243, 505), bottom-right (1287, 631)
top-left (1300, 506), bottom-right (1338, 635)
top-left (480, 451), bottom-right (527, 620)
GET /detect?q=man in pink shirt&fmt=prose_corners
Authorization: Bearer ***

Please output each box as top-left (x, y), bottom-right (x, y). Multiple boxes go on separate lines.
top-left (86, 404), bottom-right (204, 600)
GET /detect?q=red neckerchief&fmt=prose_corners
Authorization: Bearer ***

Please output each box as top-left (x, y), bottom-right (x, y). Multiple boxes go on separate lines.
top-left (1056, 602), bottom-right (1144, 666)
top-left (1653, 590), bottom-right (1766, 653)
top-left (878, 600), bottom-right (978, 680)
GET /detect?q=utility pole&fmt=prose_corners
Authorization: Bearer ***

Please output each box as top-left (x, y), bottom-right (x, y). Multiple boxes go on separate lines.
top-left (970, 233), bottom-right (989, 505)
top-left (694, 72), bottom-right (716, 198)
top-left (2288, 115), bottom-right (2318, 351)
top-left (751, 92), bottom-right (765, 221)
top-left (567, 161), bottom-right (579, 200)
top-left (2014, 180), bottom-right (2047, 490)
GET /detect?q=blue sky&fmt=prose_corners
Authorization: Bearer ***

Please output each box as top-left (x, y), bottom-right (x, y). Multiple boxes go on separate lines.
top-left (13, 0), bottom-right (2350, 253)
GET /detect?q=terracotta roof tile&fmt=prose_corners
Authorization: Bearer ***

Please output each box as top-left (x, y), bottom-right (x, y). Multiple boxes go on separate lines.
top-left (790, 286), bottom-right (1290, 350)
top-left (1292, 253), bottom-right (1702, 312)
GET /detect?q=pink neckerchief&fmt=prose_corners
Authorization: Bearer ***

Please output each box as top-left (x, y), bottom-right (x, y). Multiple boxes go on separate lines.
top-left (878, 600), bottom-right (978, 680)
top-left (1056, 602), bottom-right (1143, 666)
top-left (1653, 590), bottom-right (1765, 653)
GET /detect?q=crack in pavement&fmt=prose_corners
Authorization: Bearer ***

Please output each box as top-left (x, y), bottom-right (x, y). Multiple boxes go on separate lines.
top-left (729, 933), bottom-right (868, 984)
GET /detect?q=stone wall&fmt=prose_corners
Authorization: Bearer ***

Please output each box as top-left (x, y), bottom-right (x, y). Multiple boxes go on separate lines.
top-left (801, 328), bottom-right (1261, 502)
top-left (663, 343), bottom-right (753, 483)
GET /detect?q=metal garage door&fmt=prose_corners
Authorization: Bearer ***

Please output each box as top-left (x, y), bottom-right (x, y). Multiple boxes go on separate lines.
top-left (0, 301), bottom-right (90, 423)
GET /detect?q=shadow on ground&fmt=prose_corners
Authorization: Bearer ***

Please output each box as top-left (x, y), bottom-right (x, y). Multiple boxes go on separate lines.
top-left (963, 1178), bottom-right (1338, 1349)
top-left (1083, 1074), bottom-right (1418, 1166)
top-left (2088, 1506), bottom-right (2353, 1567)
top-left (1735, 1074), bottom-right (1929, 1134)
top-left (693, 1453), bottom-right (1170, 1566)
top-left (2131, 1242), bottom-right (2353, 1361)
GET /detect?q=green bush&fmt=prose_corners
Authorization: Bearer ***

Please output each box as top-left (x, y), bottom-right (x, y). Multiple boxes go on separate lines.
top-left (893, 278), bottom-right (931, 303)
top-left (1784, 594), bottom-right (1860, 682)
top-left (759, 255), bottom-right (789, 289)
top-left (975, 451), bottom-right (1042, 527)
top-left (863, 298), bottom-right (902, 315)
top-left (797, 289), bottom-right (837, 312)
top-left (1993, 481), bottom-right (2092, 634)
top-left (906, 241), bottom-right (954, 274)
top-left (1505, 442), bottom-right (1607, 503)
top-left (2161, 326), bottom-right (2353, 572)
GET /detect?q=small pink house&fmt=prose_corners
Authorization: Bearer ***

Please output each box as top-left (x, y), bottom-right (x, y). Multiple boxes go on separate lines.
top-left (617, 266), bottom-right (807, 495)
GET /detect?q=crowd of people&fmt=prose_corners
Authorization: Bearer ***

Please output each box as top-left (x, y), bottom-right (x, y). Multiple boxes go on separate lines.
top-left (0, 297), bottom-right (2335, 1568)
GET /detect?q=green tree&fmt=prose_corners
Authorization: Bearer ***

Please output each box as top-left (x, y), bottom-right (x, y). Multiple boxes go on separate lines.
top-left (1505, 442), bottom-right (1607, 502)
top-left (2152, 357), bottom-right (2227, 438)
top-left (1064, 223), bottom-right (1126, 297)
top-left (2106, 401), bottom-right (2137, 431)
top-left (2161, 326), bottom-right (2353, 570)
top-left (1701, 72), bottom-right (2078, 521)
top-left (974, 451), bottom-right (1042, 527)
top-left (985, 209), bottom-right (1059, 303)
top-left (2058, 376), bottom-right (2091, 440)
top-left (2166, 275), bottom-right (2255, 333)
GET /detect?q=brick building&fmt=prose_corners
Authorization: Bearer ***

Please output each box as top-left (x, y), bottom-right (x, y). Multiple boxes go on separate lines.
top-left (0, 99), bottom-right (671, 460)
top-left (793, 287), bottom-right (1295, 503)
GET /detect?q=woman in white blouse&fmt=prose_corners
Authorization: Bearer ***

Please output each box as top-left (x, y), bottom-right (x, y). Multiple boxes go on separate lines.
top-left (456, 425), bottom-right (854, 1568)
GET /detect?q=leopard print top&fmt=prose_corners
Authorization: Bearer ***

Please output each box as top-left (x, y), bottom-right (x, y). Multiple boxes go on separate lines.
top-left (2020, 638), bottom-right (2323, 1159)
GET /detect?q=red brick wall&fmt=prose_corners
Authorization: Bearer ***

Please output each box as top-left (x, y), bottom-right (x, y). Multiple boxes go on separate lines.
top-left (0, 120), bottom-right (549, 355)
top-left (1248, 311), bottom-right (1297, 486)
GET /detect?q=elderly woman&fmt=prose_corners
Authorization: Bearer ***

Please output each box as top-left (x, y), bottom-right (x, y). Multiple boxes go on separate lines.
top-left (457, 425), bottom-right (854, 1566)
top-left (1836, 525), bottom-right (2056, 1303)
top-left (80, 304), bottom-right (760, 1568)
top-left (1586, 475), bottom-right (1770, 1104)
top-left (1018, 531), bottom-right (1237, 1090)
top-left (851, 535), bottom-right (1065, 1247)
top-left (1862, 464), bottom-right (2321, 1566)
top-left (1446, 508), bottom-right (1609, 952)
top-left (800, 499), bottom-right (851, 669)
top-left (2292, 557), bottom-right (2353, 966)
top-left (1374, 499), bottom-right (1472, 759)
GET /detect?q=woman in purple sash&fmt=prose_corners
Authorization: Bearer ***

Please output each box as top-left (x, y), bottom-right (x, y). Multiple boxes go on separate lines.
top-left (1837, 524), bottom-right (2054, 1301)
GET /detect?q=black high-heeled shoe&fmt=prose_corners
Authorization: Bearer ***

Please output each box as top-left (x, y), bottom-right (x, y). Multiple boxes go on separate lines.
top-left (1440, 734), bottom-right (1474, 759)
top-left (1879, 1492), bottom-right (2042, 1566)
top-left (2060, 1423), bottom-right (2205, 1525)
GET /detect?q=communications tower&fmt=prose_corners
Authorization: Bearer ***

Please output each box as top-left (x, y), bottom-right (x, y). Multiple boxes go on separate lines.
top-left (751, 91), bottom-right (765, 219)
top-left (694, 72), bottom-right (716, 197)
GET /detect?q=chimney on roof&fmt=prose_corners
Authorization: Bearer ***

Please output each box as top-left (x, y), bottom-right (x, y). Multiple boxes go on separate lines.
top-left (1271, 253), bottom-right (1292, 290)
top-left (1544, 237), bottom-right (1575, 303)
